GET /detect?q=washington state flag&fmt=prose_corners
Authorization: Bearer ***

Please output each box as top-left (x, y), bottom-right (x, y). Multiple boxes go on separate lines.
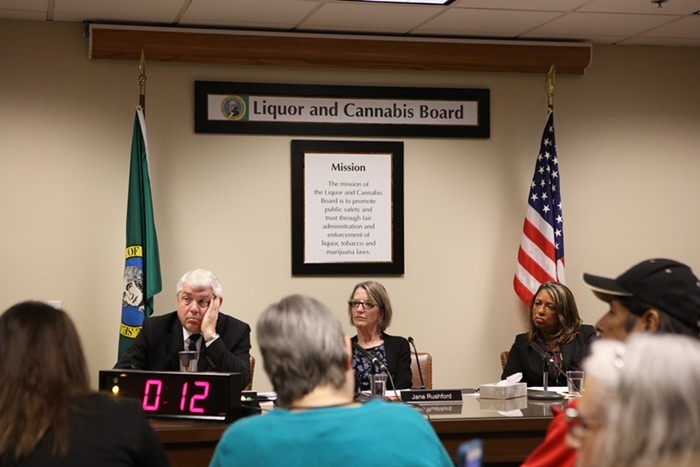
top-left (118, 107), bottom-right (162, 358)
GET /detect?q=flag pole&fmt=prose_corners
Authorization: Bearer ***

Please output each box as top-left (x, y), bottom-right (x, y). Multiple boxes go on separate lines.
top-left (138, 50), bottom-right (147, 111)
top-left (545, 64), bottom-right (556, 110)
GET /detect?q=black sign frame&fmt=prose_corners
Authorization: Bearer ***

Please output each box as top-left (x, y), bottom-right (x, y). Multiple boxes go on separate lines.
top-left (291, 139), bottom-right (404, 276)
top-left (195, 81), bottom-right (490, 138)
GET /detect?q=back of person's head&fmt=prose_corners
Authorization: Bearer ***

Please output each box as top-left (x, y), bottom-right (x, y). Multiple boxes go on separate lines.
top-left (597, 334), bottom-right (700, 467)
top-left (527, 281), bottom-right (582, 343)
top-left (258, 295), bottom-right (347, 407)
top-left (583, 258), bottom-right (700, 337)
top-left (347, 281), bottom-right (393, 331)
top-left (0, 301), bottom-right (90, 460)
top-left (176, 268), bottom-right (223, 296)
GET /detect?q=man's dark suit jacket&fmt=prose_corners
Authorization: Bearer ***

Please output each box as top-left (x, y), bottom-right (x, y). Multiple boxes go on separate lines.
top-left (501, 324), bottom-right (597, 387)
top-left (115, 311), bottom-right (251, 388)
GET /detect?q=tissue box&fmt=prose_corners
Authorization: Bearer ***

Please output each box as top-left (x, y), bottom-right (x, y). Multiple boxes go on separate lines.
top-left (479, 382), bottom-right (527, 399)
top-left (479, 396), bottom-right (528, 411)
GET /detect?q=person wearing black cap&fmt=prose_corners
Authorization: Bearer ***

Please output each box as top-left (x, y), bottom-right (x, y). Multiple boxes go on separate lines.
top-left (583, 258), bottom-right (700, 340)
top-left (522, 258), bottom-right (700, 467)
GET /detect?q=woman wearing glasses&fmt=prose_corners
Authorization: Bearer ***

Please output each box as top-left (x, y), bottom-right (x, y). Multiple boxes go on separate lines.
top-left (348, 281), bottom-right (413, 392)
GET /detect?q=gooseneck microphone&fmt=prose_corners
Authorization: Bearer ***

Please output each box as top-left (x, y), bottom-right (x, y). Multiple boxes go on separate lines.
top-left (351, 341), bottom-right (397, 397)
top-left (528, 341), bottom-right (564, 400)
top-left (531, 341), bottom-right (579, 392)
top-left (351, 341), bottom-right (387, 371)
top-left (407, 336), bottom-right (425, 390)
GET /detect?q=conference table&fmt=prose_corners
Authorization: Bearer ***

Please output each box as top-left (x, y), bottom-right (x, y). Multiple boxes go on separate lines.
top-left (151, 393), bottom-right (567, 466)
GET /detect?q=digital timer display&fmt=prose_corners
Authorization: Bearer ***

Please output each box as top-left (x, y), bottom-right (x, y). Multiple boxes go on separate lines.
top-left (99, 370), bottom-right (243, 421)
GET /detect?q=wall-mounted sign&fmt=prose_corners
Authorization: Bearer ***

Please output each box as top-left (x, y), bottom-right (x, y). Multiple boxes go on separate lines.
top-left (195, 81), bottom-right (489, 138)
top-left (291, 140), bottom-right (404, 275)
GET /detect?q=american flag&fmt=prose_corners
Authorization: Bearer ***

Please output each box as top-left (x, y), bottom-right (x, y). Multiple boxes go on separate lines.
top-left (514, 110), bottom-right (565, 305)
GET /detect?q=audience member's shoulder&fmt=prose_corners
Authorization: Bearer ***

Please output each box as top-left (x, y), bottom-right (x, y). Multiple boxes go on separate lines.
top-left (72, 392), bottom-right (143, 418)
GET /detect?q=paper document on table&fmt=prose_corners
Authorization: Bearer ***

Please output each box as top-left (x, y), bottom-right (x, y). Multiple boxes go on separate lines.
top-left (530, 386), bottom-right (568, 394)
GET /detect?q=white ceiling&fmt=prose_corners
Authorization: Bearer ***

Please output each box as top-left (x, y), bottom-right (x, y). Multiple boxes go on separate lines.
top-left (2, 0), bottom-right (700, 47)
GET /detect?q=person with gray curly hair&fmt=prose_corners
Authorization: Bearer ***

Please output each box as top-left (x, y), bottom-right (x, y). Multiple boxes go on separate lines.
top-left (566, 334), bottom-right (700, 467)
top-left (210, 294), bottom-right (453, 467)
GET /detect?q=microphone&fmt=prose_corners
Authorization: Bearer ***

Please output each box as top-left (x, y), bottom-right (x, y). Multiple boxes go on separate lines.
top-left (528, 341), bottom-right (564, 400)
top-left (351, 341), bottom-right (397, 399)
top-left (407, 336), bottom-right (425, 390)
top-left (530, 341), bottom-right (578, 390)
top-left (529, 340), bottom-right (549, 363)
top-left (352, 341), bottom-right (387, 371)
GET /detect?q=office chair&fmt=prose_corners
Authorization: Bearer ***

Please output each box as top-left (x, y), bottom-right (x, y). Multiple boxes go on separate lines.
top-left (410, 352), bottom-right (433, 389)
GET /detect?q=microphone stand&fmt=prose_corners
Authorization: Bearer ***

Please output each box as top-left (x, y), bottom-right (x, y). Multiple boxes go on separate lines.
top-left (528, 342), bottom-right (564, 400)
top-left (546, 354), bottom-right (581, 395)
top-left (351, 341), bottom-right (394, 401)
top-left (408, 336), bottom-right (425, 390)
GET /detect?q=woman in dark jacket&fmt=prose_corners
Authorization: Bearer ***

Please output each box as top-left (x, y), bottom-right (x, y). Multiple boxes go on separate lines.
top-left (502, 282), bottom-right (596, 387)
top-left (348, 281), bottom-right (412, 391)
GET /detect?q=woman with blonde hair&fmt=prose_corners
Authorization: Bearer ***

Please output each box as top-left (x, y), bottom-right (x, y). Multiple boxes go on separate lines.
top-left (348, 281), bottom-right (412, 391)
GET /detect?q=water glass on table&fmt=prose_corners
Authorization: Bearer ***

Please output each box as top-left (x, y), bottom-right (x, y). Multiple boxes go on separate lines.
top-left (566, 370), bottom-right (584, 395)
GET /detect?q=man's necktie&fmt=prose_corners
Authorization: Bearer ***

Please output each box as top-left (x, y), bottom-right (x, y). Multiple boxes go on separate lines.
top-left (188, 334), bottom-right (201, 351)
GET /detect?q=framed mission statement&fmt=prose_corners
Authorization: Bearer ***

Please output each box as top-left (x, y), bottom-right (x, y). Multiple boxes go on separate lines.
top-left (291, 140), bottom-right (404, 276)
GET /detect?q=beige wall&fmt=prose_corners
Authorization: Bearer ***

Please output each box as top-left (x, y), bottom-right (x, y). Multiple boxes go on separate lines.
top-left (1, 20), bottom-right (699, 392)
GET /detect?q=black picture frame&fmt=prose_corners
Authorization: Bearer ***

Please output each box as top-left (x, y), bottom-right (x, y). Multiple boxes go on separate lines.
top-left (195, 81), bottom-right (490, 139)
top-left (291, 140), bottom-right (404, 276)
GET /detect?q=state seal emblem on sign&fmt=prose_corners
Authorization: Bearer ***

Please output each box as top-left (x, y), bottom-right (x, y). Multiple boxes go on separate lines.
top-left (221, 95), bottom-right (246, 120)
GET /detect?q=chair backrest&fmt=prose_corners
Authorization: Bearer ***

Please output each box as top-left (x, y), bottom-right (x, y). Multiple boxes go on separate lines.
top-left (246, 355), bottom-right (256, 390)
top-left (500, 351), bottom-right (509, 371)
top-left (409, 351), bottom-right (433, 389)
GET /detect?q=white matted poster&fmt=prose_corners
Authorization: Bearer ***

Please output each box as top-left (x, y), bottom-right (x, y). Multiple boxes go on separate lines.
top-left (291, 140), bottom-right (404, 275)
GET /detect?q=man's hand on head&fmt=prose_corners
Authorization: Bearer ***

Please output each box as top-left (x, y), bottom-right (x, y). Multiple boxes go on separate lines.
top-left (201, 296), bottom-right (221, 341)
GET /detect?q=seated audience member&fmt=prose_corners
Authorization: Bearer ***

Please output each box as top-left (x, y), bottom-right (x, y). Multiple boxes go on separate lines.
top-left (567, 334), bottom-right (700, 467)
top-left (210, 295), bottom-right (452, 467)
top-left (348, 281), bottom-right (412, 391)
top-left (115, 268), bottom-right (251, 387)
top-left (0, 301), bottom-right (168, 467)
top-left (522, 258), bottom-right (700, 467)
top-left (502, 282), bottom-right (596, 386)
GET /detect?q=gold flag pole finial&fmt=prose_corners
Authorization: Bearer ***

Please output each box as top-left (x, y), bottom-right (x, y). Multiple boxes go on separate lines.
top-left (138, 50), bottom-right (147, 111)
top-left (545, 64), bottom-right (556, 110)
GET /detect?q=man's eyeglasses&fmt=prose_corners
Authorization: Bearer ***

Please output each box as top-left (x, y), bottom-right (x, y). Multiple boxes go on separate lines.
top-left (348, 300), bottom-right (377, 310)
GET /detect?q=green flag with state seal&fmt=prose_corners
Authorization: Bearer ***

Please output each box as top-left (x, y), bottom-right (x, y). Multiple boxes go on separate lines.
top-left (119, 106), bottom-right (162, 358)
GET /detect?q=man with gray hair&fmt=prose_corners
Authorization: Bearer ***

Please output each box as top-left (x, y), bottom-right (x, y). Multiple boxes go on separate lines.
top-left (210, 295), bottom-right (452, 467)
top-left (115, 269), bottom-right (251, 388)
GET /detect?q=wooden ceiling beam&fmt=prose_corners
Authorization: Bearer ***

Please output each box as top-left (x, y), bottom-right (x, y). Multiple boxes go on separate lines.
top-left (89, 24), bottom-right (591, 75)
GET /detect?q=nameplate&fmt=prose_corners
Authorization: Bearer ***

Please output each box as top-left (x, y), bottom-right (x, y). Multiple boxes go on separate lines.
top-left (419, 403), bottom-right (464, 415)
top-left (400, 389), bottom-right (463, 404)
